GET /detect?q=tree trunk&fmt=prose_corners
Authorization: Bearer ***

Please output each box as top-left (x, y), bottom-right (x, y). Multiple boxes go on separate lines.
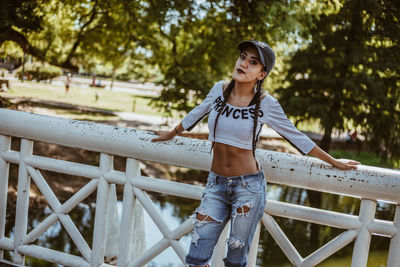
top-left (111, 67), bottom-right (116, 90)
top-left (320, 124), bottom-right (333, 152)
top-left (2, 28), bottom-right (79, 72)
top-left (306, 124), bottom-right (333, 248)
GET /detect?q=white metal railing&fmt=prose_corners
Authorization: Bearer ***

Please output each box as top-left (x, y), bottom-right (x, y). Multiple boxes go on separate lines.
top-left (0, 108), bottom-right (399, 267)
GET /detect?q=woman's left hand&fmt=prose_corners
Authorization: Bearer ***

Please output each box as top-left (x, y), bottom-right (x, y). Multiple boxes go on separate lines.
top-left (150, 130), bottom-right (176, 142)
top-left (308, 146), bottom-right (361, 170)
top-left (331, 159), bottom-right (361, 170)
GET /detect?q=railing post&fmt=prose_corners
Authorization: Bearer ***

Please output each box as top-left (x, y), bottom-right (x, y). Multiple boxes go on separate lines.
top-left (210, 220), bottom-right (230, 266)
top-left (118, 158), bottom-right (145, 267)
top-left (13, 139), bottom-right (33, 264)
top-left (210, 220), bottom-right (261, 266)
top-left (1, 110), bottom-right (400, 267)
top-left (248, 221), bottom-right (261, 266)
top-left (262, 213), bottom-right (303, 266)
top-left (387, 205), bottom-right (400, 267)
top-left (0, 135), bottom-right (11, 259)
top-left (91, 153), bottom-right (113, 267)
top-left (351, 199), bottom-right (376, 267)
top-left (130, 196), bottom-right (145, 259)
top-left (105, 183), bottom-right (119, 260)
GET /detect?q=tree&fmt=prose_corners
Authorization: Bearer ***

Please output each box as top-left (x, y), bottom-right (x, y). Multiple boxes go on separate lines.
top-left (276, 0), bottom-right (400, 246)
top-left (77, 1), bottom-right (142, 88)
top-left (143, 0), bottom-right (315, 116)
top-left (0, 0), bottom-right (106, 72)
top-left (1, 0), bottom-right (161, 81)
top-left (0, 0), bottom-right (47, 64)
top-left (1, 0), bottom-right (318, 101)
top-left (277, 0), bottom-right (400, 162)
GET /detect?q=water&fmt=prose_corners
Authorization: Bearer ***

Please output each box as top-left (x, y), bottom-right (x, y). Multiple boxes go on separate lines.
top-left (4, 186), bottom-right (393, 266)
top-left (123, 200), bottom-right (191, 266)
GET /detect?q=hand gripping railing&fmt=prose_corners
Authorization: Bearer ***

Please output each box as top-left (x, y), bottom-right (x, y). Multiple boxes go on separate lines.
top-left (0, 108), bottom-right (399, 267)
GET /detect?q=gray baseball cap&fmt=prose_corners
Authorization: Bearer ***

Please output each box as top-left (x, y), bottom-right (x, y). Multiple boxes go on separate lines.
top-left (238, 40), bottom-right (276, 75)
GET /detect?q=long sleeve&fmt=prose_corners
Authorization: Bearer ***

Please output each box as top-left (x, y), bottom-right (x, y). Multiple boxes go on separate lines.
top-left (261, 95), bottom-right (316, 155)
top-left (181, 81), bottom-right (221, 131)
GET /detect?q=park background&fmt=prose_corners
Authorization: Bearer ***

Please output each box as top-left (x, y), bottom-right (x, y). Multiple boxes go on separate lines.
top-left (0, 0), bottom-right (399, 266)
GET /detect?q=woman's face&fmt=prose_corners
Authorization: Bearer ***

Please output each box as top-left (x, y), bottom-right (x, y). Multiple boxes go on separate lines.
top-left (232, 46), bottom-right (267, 84)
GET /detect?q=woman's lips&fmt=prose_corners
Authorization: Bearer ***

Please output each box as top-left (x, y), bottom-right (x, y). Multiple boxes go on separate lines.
top-left (237, 68), bottom-right (246, 74)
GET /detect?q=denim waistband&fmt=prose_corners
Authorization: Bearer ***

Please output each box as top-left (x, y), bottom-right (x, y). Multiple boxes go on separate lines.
top-left (209, 169), bottom-right (264, 180)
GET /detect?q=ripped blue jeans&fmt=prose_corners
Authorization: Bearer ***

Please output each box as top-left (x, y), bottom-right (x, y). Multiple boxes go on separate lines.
top-left (185, 169), bottom-right (266, 267)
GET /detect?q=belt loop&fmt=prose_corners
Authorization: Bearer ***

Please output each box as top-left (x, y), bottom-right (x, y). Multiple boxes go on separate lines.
top-left (240, 176), bottom-right (246, 187)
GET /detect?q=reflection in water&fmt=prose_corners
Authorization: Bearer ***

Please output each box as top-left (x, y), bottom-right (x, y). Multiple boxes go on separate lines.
top-left (152, 185), bottom-right (392, 267)
top-left (4, 199), bottom-right (96, 267)
top-left (4, 184), bottom-right (393, 266)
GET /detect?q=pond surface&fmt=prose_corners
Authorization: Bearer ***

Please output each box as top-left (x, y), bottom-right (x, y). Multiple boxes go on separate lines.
top-left (4, 183), bottom-right (393, 267)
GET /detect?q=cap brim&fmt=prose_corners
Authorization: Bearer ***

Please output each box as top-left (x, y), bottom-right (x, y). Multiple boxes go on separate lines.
top-left (238, 41), bottom-right (266, 68)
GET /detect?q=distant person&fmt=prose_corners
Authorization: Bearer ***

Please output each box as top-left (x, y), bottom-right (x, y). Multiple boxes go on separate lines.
top-left (346, 130), bottom-right (358, 148)
top-left (350, 130), bottom-right (358, 143)
top-left (92, 74), bottom-right (96, 87)
top-left (65, 73), bottom-right (72, 95)
top-left (151, 40), bottom-right (360, 266)
top-left (345, 130), bottom-right (352, 145)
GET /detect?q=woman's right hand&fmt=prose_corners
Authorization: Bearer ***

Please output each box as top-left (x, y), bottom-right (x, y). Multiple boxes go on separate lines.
top-left (331, 158), bottom-right (360, 170)
top-left (150, 130), bottom-right (176, 142)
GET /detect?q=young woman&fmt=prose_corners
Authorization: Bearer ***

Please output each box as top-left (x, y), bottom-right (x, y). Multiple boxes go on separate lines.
top-left (151, 40), bottom-right (360, 267)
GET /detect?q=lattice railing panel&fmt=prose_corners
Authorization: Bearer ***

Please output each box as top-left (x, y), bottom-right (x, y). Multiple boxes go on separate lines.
top-left (1, 109), bottom-right (400, 267)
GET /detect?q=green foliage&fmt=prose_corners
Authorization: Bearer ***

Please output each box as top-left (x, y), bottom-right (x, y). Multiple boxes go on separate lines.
top-left (0, 0), bottom-right (51, 66)
top-left (143, 0), bottom-right (315, 116)
top-left (0, 0), bottom-right (132, 72)
top-left (1, 0), bottom-right (318, 111)
top-left (329, 150), bottom-right (394, 168)
top-left (277, 0), bottom-right (400, 161)
top-left (3, 82), bottom-right (162, 116)
top-left (0, 68), bottom-right (7, 77)
top-left (0, 41), bottom-right (24, 58)
top-left (0, 0), bottom-right (45, 36)
top-left (2, 0), bottom-right (399, 163)
top-left (15, 62), bottom-right (62, 81)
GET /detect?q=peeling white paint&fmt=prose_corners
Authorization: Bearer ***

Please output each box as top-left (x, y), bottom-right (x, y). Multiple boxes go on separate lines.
top-left (1, 109), bottom-right (400, 267)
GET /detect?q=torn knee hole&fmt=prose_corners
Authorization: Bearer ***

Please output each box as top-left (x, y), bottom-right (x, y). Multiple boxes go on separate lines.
top-left (196, 212), bottom-right (215, 221)
top-left (237, 205), bottom-right (251, 214)
top-left (227, 237), bottom-right (245, 249)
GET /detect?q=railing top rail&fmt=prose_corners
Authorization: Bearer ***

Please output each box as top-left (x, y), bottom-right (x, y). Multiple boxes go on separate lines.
top-left (1, 108), bottom-right (399, 203)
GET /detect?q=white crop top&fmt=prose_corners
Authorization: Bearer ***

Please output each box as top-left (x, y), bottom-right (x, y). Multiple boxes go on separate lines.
top-left (181, 81), bottom-right (316, 155)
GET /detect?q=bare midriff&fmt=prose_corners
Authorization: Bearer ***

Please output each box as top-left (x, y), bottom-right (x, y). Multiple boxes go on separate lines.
top-left (210, 142), bottom-right (259, 177)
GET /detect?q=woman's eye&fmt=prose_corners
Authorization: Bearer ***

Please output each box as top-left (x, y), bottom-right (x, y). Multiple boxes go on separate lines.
top-left (250, 60), bottom-right (258, 65)
top-left (240, 55), bottom-right (245, 59)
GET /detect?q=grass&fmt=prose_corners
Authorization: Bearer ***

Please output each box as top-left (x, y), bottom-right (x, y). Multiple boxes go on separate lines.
top-left (3, 80), bottom-right (399, 169)
top-left (44, 107), bottom-right (120, 121)
top-left (294, 118), bottom-right (322, 133)
top-left (269, 250), bottom-right (387, 267)
top-left (329, 150), bottom-right (393, 168)
top-left (318, 251), bottom-right (387, 267)
top-left (2, 80), bottom-right (165, 117)
top-left (3, 80), bottom-right (327, 130)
